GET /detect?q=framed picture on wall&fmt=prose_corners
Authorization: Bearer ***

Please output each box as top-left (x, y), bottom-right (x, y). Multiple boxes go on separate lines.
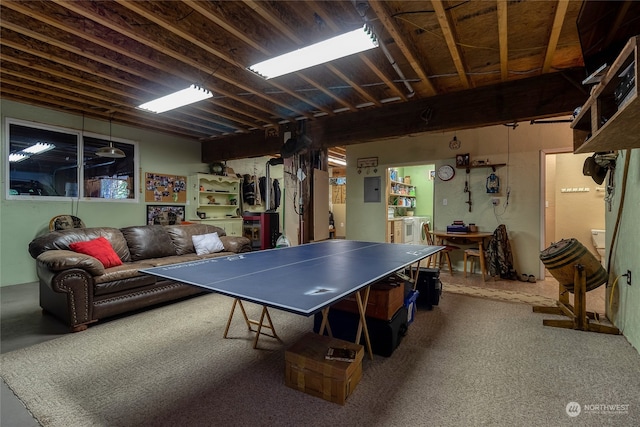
top-left (146, 205), bottom-right (185, 225)
top-left (456, 153), bottom-right (470, 167)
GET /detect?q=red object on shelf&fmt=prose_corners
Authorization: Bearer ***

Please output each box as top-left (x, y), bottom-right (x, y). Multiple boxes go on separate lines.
top-left (242, 212), bottom-right (279, 250)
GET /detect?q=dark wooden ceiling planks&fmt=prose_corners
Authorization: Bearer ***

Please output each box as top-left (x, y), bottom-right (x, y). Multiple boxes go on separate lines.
top-left (1, 0), bottom-right (637, 161)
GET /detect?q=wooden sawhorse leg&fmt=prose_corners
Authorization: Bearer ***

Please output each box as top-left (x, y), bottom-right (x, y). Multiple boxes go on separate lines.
top-left (318, 286), bottom-right (374, 360)
top-left (223, 298), bottom-right (282, 348)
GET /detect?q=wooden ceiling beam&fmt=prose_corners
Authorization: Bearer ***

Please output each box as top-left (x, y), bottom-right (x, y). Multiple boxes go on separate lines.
top-left (240, 0), bottom-right (361, 114)
top-left (542, 0), bottom-right (570, 73)
top-left (111, 0), bottom-right (317, 119)
top-left (497, 0), bottom-right (509, 80)
top-left (431, 0), bottom-right (470, 89)
top-left (54, 0), bottom-right (298, 122)
top-left (307, 0), bottom-right (406, 103)
top-left (202, 69), bottom-right (587, 160)
top-left (368, 0), bottom-right (438, 97)
top-left (0, 6), bottom-right (268, 131)
top-left (0, 85), bottom-right (208, 138)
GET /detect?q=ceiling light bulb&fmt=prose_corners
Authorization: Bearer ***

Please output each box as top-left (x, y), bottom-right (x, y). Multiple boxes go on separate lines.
top-left (23, 142), bottom-right (55, 154)
top-left (328, 156), bottom-right (347, 166)
top-left (138, 84), bottom-right (213, 113)
top-left (9, 153), bottom-right (29, 162)
top-left (248, 25), bottom-right (378, 79)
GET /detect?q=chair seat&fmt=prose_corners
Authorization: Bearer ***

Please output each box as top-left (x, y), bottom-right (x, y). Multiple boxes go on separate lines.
top-left (444, 245), bottom-right (460, 251)
top-left (463, 248), bottom-right (483, 279)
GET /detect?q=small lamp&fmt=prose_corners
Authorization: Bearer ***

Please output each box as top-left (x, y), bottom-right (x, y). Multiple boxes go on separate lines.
top-left (486, 173), bottom-right (500, 193)
top-left (96, 120), bottom-right (125, 159)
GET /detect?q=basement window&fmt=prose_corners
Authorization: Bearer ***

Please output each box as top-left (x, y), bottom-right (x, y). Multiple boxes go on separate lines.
top-left (6, 118), bottom-right (138, 201)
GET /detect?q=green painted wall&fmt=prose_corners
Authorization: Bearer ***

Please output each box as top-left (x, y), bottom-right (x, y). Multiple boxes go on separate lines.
top-left (1, 100), bottom-right (209, 286)
top-left (403, 164), bottom-right (434, 219)
top-left (605, 149), bottom-right (640, 352)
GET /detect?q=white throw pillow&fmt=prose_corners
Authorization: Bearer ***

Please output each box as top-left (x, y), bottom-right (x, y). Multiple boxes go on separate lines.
top-left (192, 232), bottom-right (225, 255)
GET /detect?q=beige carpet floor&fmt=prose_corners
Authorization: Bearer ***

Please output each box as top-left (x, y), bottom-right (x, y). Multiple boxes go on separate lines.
top-left (2, 291), bottom-right (639, 427)
top-left (443, 283), bottom-right (557, 307)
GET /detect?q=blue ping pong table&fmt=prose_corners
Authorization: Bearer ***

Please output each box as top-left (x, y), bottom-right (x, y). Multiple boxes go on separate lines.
top-left (141, 239), bottom-right (441, 359)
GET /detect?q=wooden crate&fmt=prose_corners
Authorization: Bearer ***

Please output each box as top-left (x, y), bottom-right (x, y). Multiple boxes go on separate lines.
top-left (285, 333), bottom-right (363, 405)
top-left (332, 281), bottom-right (404, 320)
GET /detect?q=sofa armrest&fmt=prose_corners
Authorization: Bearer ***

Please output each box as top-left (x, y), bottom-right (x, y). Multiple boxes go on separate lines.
top-left (37, 266), bottom-right (94, 331)
top-left (219, 236), bottom-right (252, 253)
top-left (37, 250), bottom-right (105, 276)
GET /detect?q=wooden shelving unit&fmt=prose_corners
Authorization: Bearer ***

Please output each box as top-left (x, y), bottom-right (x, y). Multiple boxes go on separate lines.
top-left (388, 179), bottom-right (416, 209)
top-left (456, 163), bottom-right (506, 173)
top-left (190, 174), bottom-right (242, 236)
top-left (572, 36), bottom-right (639, 154)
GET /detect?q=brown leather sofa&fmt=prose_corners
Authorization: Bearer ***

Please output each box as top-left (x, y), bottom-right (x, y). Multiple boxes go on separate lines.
top-left (28, 223), bottom-right (252, 332)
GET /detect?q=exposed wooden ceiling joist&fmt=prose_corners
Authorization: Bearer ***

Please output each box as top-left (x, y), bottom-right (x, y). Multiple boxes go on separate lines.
top-left (2, 0), bottom-right (636, 159)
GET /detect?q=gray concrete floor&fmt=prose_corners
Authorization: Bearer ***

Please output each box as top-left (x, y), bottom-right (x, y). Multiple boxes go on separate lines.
top-left (0, 272), bottom-right (607, 426)
top-left (1, 282), bottom-right (67, 427)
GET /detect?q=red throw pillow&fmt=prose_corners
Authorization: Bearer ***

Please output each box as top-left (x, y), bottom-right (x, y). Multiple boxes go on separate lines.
top-left (69, 237), bottom-right (123, 268)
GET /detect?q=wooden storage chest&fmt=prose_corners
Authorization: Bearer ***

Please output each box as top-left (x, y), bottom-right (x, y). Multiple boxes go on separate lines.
top-left (331, 280), bottom-right (404, 320)
top-left (285, 333), bottom-right (364, 405)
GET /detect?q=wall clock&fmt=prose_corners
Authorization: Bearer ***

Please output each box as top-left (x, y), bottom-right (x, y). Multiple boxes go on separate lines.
top-left (437, 165), bottom-right (455, 181)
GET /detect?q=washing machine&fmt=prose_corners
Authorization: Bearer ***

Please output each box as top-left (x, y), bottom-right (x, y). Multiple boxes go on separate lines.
top-left (413, 216), bottom-right (431, 245)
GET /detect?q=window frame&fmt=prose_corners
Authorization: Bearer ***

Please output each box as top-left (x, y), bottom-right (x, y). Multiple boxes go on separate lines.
top-left (80, 130), bottom-right (139, 202)
top-left (5, 117), bottom-right (139, 202)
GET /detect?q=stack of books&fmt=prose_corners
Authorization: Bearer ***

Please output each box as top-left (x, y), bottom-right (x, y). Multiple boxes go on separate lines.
top-left (325, 346), bottom-right (357, 362)
top-left (447, 221), bottom-right (468, 233)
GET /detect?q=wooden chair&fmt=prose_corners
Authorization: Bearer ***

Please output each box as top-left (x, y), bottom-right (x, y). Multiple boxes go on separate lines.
top-left (463, 248), bottom-right (482, 278)
top-left (422, 222), bottom-right (459, 275)
top-left (49, 215), bottom-right (85, 231)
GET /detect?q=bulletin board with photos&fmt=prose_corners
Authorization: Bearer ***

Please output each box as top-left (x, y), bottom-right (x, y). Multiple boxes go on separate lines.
top-left (144, 172), bottom-right (187, 203)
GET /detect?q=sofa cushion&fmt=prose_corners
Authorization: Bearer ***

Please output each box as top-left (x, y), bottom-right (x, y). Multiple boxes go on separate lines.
top-left (121, 225), bottom-right (176, 261)
top-left (69, 237), bottom-right (123, 268)
top-left (93, 260), bottom-right (157, 285)
top-left (93, 261), bottom-right (159, 296)
top-left (165, 224), bottom-right (226, 255)
top-left (143, 254), bottom-right (204, 267)
top-left (28, 227), bottom-right (131, 263)
top-left (192, 232), bottom-right (225, 255)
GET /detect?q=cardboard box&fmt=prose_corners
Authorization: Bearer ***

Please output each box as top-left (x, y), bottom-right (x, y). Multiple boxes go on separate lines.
top-left (285, 333), bottom-right (363, 405)
top-left (332, 281), bottom-right (404, 320)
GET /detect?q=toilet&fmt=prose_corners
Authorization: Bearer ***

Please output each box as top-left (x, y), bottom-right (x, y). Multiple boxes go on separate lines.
top-left (591, 229), bottom-right (606, 268)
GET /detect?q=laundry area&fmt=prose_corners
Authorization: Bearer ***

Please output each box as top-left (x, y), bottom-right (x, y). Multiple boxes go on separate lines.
top-left (386, 164), bottom-right (435, 245)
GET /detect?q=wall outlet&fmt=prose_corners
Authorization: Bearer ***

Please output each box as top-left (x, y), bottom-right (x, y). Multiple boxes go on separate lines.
top-left (443, 198), bottom-right (448, 206)
top-left (491, 198), bottom-right (500, 206)
top-left (627, 270), bottom-right (632, 286)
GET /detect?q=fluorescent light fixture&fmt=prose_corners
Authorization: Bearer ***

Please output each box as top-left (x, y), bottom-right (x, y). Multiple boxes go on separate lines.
top-left (9, 153), bottom-right (29, 163)
top-left (23, 142), bottom-right (55, 154)
top-left (328, 156), bottom-right (347, 166)
top-left (248, 25), bottom-right (378, 79)
top-left (138, 84), bottom-right (213, 113)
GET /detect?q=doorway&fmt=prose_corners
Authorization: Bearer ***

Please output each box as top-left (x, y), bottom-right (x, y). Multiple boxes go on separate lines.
top-left (541, 150), bottom-right (606, 277)
top-left (387, 163), bottom-right (435, 244)
top-left (329, 166), bottom-right (346, 238)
